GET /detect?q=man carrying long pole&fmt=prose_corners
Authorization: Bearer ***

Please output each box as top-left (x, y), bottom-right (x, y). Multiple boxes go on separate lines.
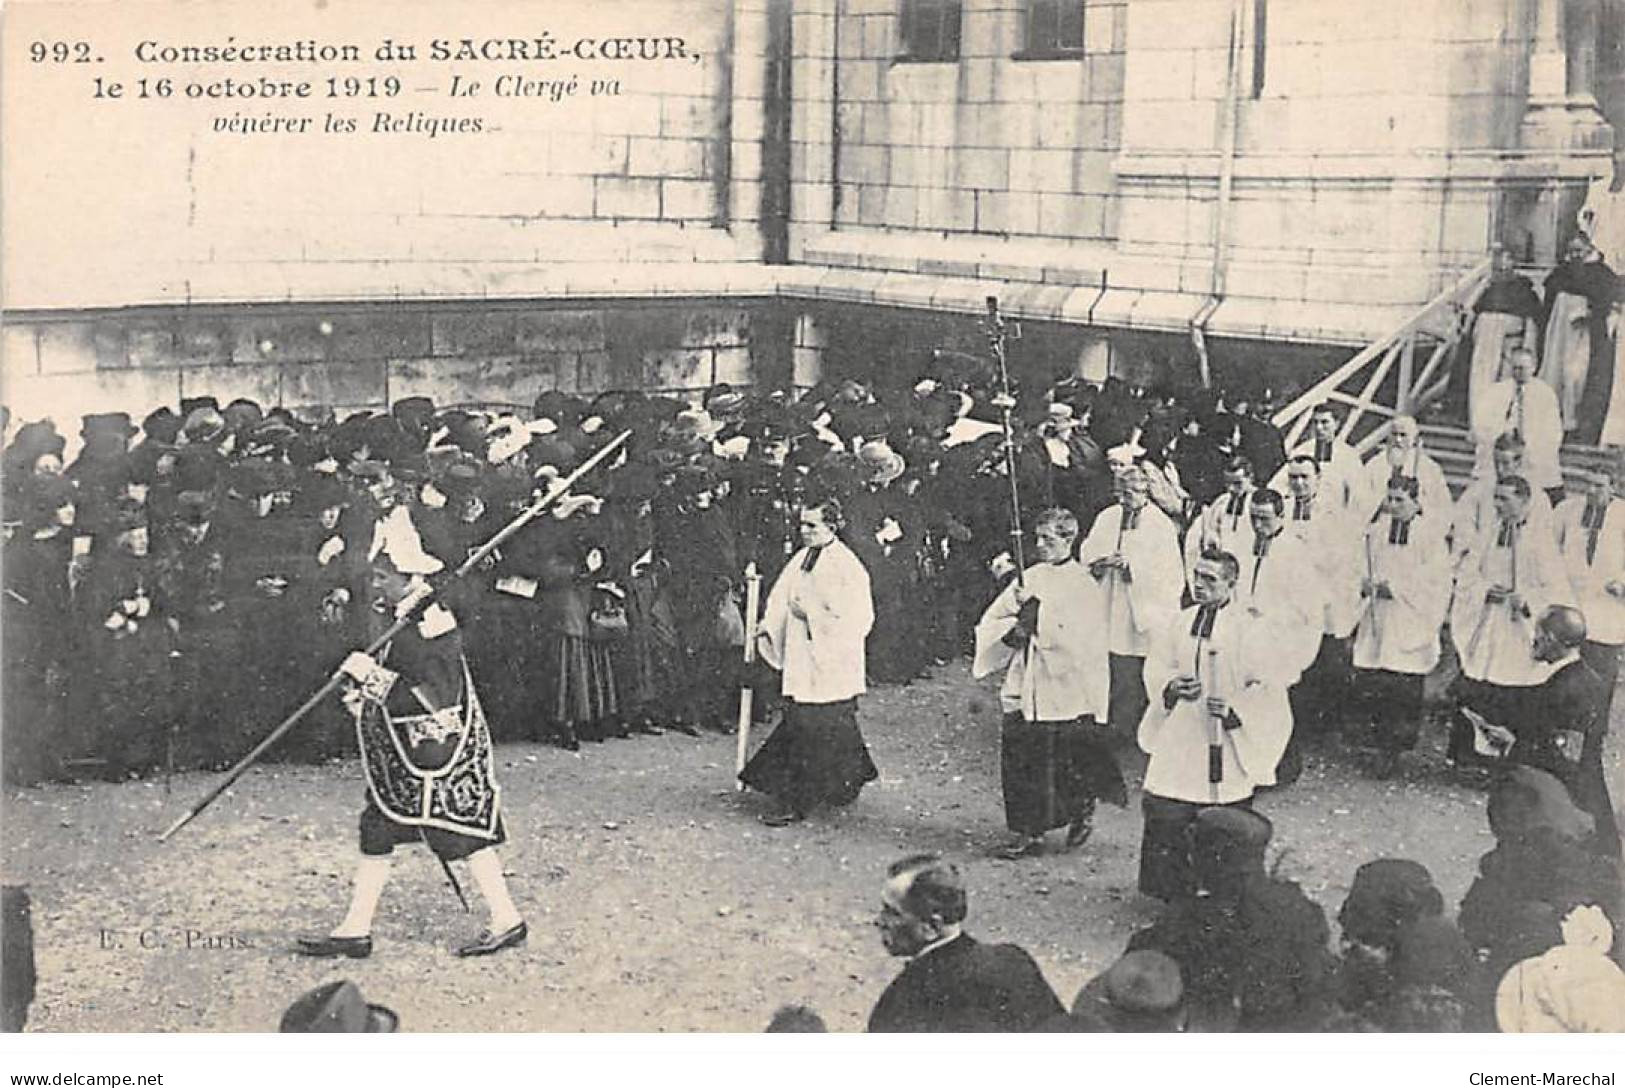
top-left (159, 431), bottom-right (632, 958)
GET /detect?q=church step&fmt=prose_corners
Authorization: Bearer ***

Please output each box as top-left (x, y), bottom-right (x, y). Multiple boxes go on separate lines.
top-left (1411, 421), bottom-right (1612, 497)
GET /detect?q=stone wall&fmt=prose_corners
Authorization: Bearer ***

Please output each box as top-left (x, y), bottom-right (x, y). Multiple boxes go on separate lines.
top-left (818, 0), bottom-right (1127, 241)
top-left (1, 301), bottom-right (774, 426)
top-left (1, 0), bottom-right (770, 310)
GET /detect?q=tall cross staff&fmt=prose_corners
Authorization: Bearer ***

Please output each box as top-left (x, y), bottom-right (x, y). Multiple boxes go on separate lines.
top-left (983, 296), bottom-right (1026, 585)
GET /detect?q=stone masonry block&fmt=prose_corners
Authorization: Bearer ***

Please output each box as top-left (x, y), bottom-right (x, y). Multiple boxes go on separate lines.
top-left (173, 317), bottom-right (234, 368)
top-left (535, 176), bottom-right (596, 219)
top-left (644, 347), bottom-right (713, 389)
top-left (711, 345), bottom-right (753, 386)
top-left (1039, 193), bottom-right (1089, 237)
top-left (2, 325), bottom-right (38, 380)
top-left (515, 310), bottom-right (607, 354)
top-left (550, 133), bottom-right (630, 177)
top-left (387, 355), bottom-right (558, 406)
top-left (1076, 150), bottom-right (1116, 195)
top-left (231, 316), bottom-right (331, 366)
top-left (325, 313), bottom-right (433, 363)
top-left (884, 185), bottom-right (919, 228)
top-left (683, 308), bottom-right (753, 349)
top-left (659, 96), bottom-right (716, 139)
top-left (125, 320), bottom-right (177, 370)
top-left (1084, 4), bottom-right (1117, 55)
top-left (432, 312), bottom-right (518, 357)
top-left (662, 179), bottom-right (717, 220)
top-left (955, 148), bottom-right (1009, 190)
top-left (595, 177), bottom-right (662, 219)
top-left (36, 322), bottom-right (119, 374)
top-left (281, 360), bottom-right (387, 408)
top-left (1036, 106), bottom-right (1079, 151)
top-left (575, 351), bottom-right (614, 393)
top-left (974, 190), bottom-right (1009, 234)
top-left (629, 136), bottom-right (709, 179)
top-left (1006, 192), bottom-right (1041, 234)
top-left (1087, 54), bottom-right (1127, 102)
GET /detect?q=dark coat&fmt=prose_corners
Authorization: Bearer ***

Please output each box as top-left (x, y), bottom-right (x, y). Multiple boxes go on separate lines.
top-left (868, 934), bottom-right (1064, 1032)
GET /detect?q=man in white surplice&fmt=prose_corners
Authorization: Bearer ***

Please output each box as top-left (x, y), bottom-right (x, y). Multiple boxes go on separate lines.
top-left (1448, 476), bottom-right (1577, 766)
top-left (1350, 475), bottom-right (1452, 778)
top-left (1472, 347), bottom-right (1564, 504)
top-left (1078, 464), bottom-right (1185, 741)
top-left (973, 508), bottom-right (1122, 860)
top-left (1136, 550), bottom-right (1292, 901)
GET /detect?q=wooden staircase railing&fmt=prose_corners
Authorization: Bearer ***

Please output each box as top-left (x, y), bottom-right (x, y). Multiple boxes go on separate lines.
top-left (1270, 257), bottom-right (1494, 456)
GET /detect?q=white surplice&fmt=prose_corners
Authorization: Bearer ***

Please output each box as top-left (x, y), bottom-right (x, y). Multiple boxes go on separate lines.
top-left (1450, 517), bottom-right (1575, 686)
top-left (758, 538), bottom-right (873, 704)
top-left (973, 559), bottom-right (1109, 722)
top-left (1471, 379), bottom-right (1564, 491)
top-left (1554, 495), bottom-right (1625, 647)
top-left (1138, 602), bottom-right (1292, 805)
top-left (1352, 513), bottom-right (1451, 675)
top-left (1077, 502), bottom-right (1185, 657)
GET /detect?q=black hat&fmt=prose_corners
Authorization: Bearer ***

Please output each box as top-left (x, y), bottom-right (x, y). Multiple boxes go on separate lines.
top-left (278, 980), bottom-right (397, 1033)
top-left (392, 396), bottom-right (436, 434)
top-left (1338, 859), bottom-right (1444, 951)
top-left (243, 419), bottom-right (298, 458)
top-left (141, 407), bottom-right (182, 445)
top-left (9, 421), bottom-right (64, 464)
top-left (82, 411), bottom-right (137, 438)
top-left (179, 396), bottom-right (219, 417)
top-left (223, 398), bottom-right (264, 434)
top-left (286, 432), bottom-right (331, 470)
top-left (1192, 806), bottom-right (1272, 893)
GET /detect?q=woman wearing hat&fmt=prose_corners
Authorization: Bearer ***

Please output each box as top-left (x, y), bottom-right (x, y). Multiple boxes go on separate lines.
top-left (2, 476), bottom-right (78, 784)
top-left (72, 496), bottom-right (169, 779)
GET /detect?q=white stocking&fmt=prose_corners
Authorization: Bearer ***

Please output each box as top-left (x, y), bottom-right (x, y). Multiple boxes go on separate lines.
top-left (333, 856), bottom-right (392, 937)
top-left (466, 848), bottom-right (523, 932)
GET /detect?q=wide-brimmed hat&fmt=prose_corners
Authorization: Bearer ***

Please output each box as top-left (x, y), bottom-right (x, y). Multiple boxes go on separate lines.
top-left (181, 407), bottom-right (226, 445)
top-left (279, 980), bottom-right (397, 1033)
top-left (856, 440), bottom-right (905, 486)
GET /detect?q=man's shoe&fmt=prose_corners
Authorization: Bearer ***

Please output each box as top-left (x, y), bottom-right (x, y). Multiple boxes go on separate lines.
top-left (455, 921), bottom-right (527, 958)
top-left (295, 934), bottom-right (372, 959)
top-left (995, 836), bottom-right (1044, 860)
top-left (1065, 817), bottom-right (1093, 851)
top-left (760, 809), bottom-right (805, 827)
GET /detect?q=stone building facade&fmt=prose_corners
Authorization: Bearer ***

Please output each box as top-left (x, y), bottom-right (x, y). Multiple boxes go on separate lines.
top-left (2, 0), bottom-right (1619, 420)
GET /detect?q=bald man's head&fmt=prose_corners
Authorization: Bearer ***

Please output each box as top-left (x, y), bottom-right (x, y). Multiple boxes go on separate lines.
top-left (1534, 605), bottom-right (1588, 662)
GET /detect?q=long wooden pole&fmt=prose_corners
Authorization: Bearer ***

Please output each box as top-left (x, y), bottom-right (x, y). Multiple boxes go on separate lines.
top-left (158, 429), bottom-right (633, 842)
top-left (734, 562), bottom-right (762, 789)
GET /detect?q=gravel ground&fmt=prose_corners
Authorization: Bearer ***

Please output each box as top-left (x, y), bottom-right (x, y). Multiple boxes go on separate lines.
top-left (4, 660), bottom-right (1620, 1033)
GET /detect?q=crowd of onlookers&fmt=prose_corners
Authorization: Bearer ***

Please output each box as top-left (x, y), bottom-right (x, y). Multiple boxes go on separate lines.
top-left (0, 369), bottom-right (1301, 785)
